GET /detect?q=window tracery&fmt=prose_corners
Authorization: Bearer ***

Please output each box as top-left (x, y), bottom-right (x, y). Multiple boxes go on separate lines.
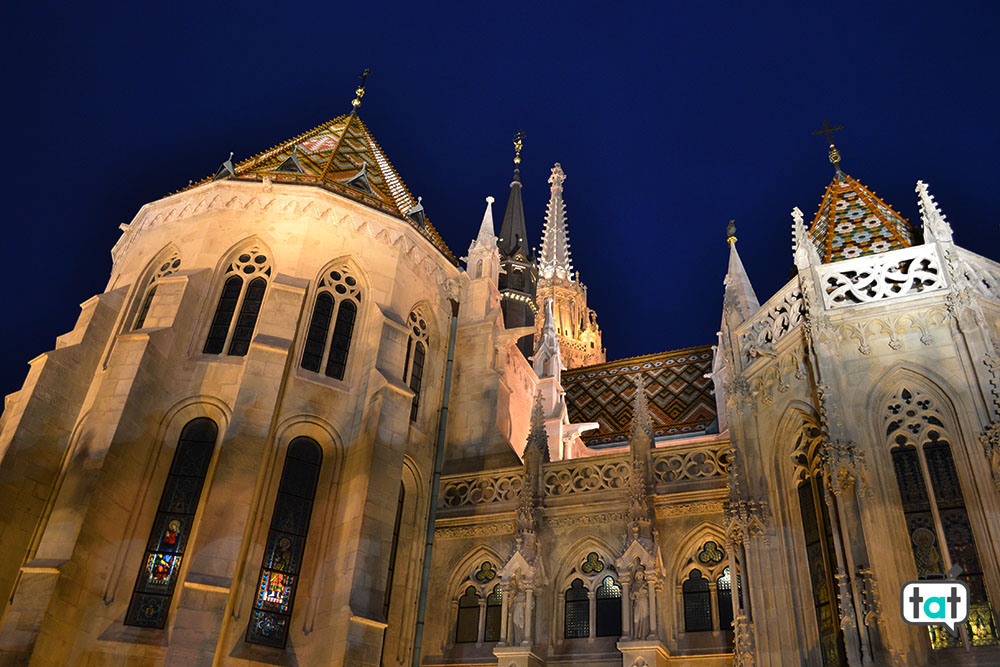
top-left (452, 559), bottom-right (503, 645)
top-left (124, 418), bottom-right (217, 628)
top-left (560, 550), bottom-right (621, 640)
top-left (403, 307), bottom-right (429, 422)
top-left (301, 264), bottom-right (362, 379)
top-left (204, 246), bottom-right (271, 356)
top-left (884, 387), bottom-right (999, 649)
top-left (676, 535), bottom-right (734, 637)
top-left (683, 569), bottom-right (712, 632)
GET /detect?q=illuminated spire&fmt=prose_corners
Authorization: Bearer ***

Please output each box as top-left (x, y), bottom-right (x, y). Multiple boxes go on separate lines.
top-left (499, 130), bottom-right (529, 258)
top-left (916, 180), bottom-right (954, 243)
top-left (532, 299), bottom-right (562, 383)
top-left (539, 163), bottom-right (573, 281)
top-left (722, 220), bottom-right (759, 320)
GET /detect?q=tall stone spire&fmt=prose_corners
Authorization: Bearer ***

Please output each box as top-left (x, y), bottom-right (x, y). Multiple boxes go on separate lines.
top-left (916, 180), bottom-right (954, 243)
top-left (722, 220), bottom-right (759, 323)
top-left (465, 196), bottom-right (500, 284)
top-left (538, 163), bottom-right (573, 281)
top-left (497, 131), bottom-right (538, 359)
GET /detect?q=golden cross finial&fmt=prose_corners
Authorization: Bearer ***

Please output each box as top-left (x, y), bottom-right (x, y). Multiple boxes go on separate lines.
top-left (513, 129), bottom-right (524, 165)
top-left (811, 119), bottom-right (845, 169)
top-left (351, 68), bottom-right (373, 110)
top-left (726, 219), bottom-right (737, 244)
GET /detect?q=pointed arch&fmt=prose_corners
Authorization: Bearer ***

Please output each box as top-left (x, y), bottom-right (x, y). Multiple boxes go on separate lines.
top-left (300, 257), bottom-right (369, 381)
top-left (670, 522), bottom-right (728, 583)
top-left (403, 302), bottom-right (434, 423)
top-left (202, 238), bottom-right (273, 356)
top-left (865, 364), bottom-right (1000, 648)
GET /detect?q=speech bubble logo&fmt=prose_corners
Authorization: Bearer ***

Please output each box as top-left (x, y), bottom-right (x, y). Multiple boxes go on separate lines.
top-left (900, 579), bottom-right (969, 635)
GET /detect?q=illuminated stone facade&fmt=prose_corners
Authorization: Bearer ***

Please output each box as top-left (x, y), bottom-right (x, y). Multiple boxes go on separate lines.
top-left (1, 108), bottom-right (999, 667)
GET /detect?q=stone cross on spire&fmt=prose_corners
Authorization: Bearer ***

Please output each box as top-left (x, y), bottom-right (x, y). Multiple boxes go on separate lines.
top-left (538, 163), bottom-right (574, 281)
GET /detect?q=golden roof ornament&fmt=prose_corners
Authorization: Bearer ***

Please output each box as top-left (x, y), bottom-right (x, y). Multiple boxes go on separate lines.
top-left (351, 68), bottom-right (372, 111)
top-left (812, 118), bottom-right (845, 173)
top-left (513, 128), bottom-right (524, 165)
top-left (726, 219), bottom-right (737, 244)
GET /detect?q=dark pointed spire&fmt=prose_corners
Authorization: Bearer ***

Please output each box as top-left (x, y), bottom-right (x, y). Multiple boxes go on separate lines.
top-left (499, 130), bottom-right (530, 258)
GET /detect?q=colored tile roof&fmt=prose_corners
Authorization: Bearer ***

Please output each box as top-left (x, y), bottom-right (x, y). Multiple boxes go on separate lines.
top-left (810, 172), bottom-right (916, 263)
top-left (186, 113), bottom-right (456, 264)
top-left (562, 346), bottom-right (717, 446)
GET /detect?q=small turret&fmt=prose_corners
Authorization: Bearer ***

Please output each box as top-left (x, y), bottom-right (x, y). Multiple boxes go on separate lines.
top-left (532, 298), bottom-right (563, 384)
top-left (465, 196), bottom-right (500, 283)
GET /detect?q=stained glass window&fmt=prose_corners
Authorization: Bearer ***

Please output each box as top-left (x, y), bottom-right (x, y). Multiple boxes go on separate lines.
top-left (484, 584), bottom-right (502, 642)
top-left (455, 586), bottom-right (480, 643)
top-left (717, 567), bottom-right (734, 630)
top-left (300, 267), bottom-right (361, 379)
top-left (204, 247), bottom-right (271, 356)
top-left (124, 418), bottom-right (217, 628)
top-left (595, 575), bottom-right (622, 637)
top-left (564, 578), bottom-right (589, 638)
top-left (885, 388), bottom-right (999, 649)
top-left (682, 570), bottom-right (712, 632)
top-left (246, 437), bottom-right (322, 648)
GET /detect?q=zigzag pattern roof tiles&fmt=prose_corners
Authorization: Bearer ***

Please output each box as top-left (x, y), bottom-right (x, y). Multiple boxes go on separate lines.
top-left (562, 346), bottom-right (717, 446)
top-left (184, 113), bottom-right (457, 264)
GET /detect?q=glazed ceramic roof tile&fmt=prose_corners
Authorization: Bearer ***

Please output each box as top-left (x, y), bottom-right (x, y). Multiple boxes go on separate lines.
top-left (185, 113), bottom-right (457, 264)
top-left (562, 346), bottom-right (717, 446)
top-left (810, 173), bottom-right (916, 263)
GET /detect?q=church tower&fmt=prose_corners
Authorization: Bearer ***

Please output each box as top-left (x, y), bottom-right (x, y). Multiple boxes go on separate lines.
top-left (534, 163), bottom-right (604, 368)
top-left (497, 131), bottom-right (538, 359)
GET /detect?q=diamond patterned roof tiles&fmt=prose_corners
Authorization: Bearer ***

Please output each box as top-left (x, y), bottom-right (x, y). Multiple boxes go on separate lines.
top-left (562, 346), bottom-right (717, 446)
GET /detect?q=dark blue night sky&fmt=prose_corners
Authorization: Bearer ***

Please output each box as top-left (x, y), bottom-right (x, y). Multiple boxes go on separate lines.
top-left (2, 2), bottom-right (999, 397)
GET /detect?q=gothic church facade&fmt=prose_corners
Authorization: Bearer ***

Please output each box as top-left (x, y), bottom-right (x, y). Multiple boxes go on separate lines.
top-left (1, 95), bottom-right (1000, 667)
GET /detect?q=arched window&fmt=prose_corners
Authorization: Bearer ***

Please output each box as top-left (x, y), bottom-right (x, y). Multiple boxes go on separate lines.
top-left (484, 584), bottom-right (503, 641)
top-left (455, 586), bottom-right (481, 643)
top-left (717, 567), bottom-right (734, 630)
top-left (246, 437), bottom-right (322, 648)
top-left (885, 388), bottom-right (999, 648)
top-left (403, 308), bottom-right (429, 422)
top-left (382, 483), bottom-right (404, 620)
top-left (301, 265), bottom-right (362, 380)
top-left (512, 268), bottom-right (524, 290)
top-left (792, 424), bottom-right (846, 665)
top-left (564, 578), bottom-right (590, 638)
top-left (125, 418), bottom-right (217, 628)
top-left (203, 246), bottom-right (271, 356)
top-left (133, 253), bottom-right (181, 330)
top-left (683, 570), bottom-right (712, 632)
top-left (595, 575), bottom-right (622, 637)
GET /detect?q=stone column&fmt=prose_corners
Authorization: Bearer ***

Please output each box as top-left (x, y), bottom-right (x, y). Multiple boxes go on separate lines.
top-left (477, 599), bottom-right (486, 644)
top-left (620, 578), bottom-right (632, 639)
top-left (499, 584), bottom-right (509, 645)
top-left (525, 587), bottom-right (534, 644)
top-left (647, 577), bottom-right (657, 636)
top-left (588, 589), bottom-right (596, 639)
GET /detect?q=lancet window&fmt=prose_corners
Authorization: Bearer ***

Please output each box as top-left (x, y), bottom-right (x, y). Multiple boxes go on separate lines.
top-left (246, 437), bottom-right (322, 648)
top-left (792, 424), bottom-right (847, 666)
top-left (403, 307), bottom-right (429, 422)
top-left (301, 264), bottom-right (361, 380)
top-left (124, 417), bottom-right (218, 628)
top-left (676, 536), bottom-right (734, 636)
top-left (453, 560), bottom-right (501, 644)
top-left (204, 246), bottom-right (271, 356)
top-left (717, 566), bottom-right (735, 630)
top-left (885, 387), bottom-right (999, 649)
top-left (133, 252), bottom-right (181, 330)
top-left (562, 551), bottom-right (622, 639)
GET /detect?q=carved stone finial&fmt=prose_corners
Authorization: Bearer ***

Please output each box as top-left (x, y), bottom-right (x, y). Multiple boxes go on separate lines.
top-left (915, 180), bottom-right (954, 243)
top-left (726, 219), bottom-right (737, 244)
top-left (791, 206), bottom-right (820, 269)
top-left (525, 390), bottom-right (549, 463)
top-left (628, 373), bottom-right (654, 449)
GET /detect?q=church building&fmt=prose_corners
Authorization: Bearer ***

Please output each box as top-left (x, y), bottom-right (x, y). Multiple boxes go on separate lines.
top-left (2, 81), bottom-right (1000, 666)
